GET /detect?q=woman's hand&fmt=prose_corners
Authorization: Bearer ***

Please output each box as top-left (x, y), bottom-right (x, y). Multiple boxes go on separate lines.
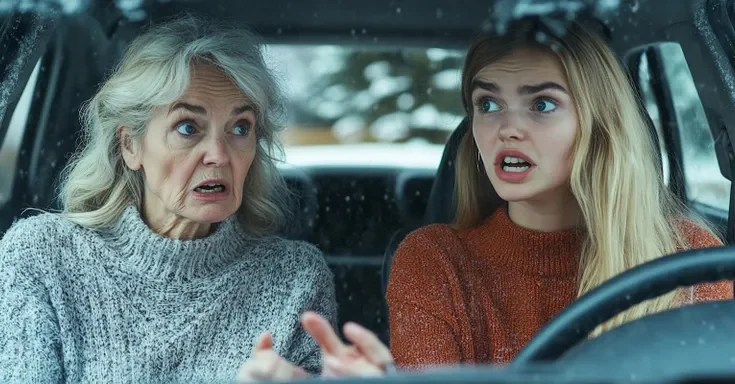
top-left (301, 311), bottom-right (395, 378)
top-left (237, 331), bottom-right (308, 382)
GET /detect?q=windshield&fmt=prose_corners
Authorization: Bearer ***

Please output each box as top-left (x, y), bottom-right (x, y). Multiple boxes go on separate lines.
top-left (265, 44), bottom-right (465, 168)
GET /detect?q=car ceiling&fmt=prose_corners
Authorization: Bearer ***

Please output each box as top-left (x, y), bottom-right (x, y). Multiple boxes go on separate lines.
top-left (88, 0), bottom-right (679, 48)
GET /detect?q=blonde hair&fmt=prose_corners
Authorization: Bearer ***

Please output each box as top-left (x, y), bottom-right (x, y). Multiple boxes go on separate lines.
top-left (454, 21), bottom-right (718, 335)
top-left (58, 14), bottom-right (291, 236)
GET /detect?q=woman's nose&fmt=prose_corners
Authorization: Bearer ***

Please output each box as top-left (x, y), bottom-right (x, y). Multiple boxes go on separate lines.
top-left (497, 111), bottom-right (527, 141)
top-left (202, 136), bottom-right (230, 167)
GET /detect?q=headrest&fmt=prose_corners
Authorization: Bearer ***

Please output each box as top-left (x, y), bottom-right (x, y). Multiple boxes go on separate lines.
top-left (423, 117), bottom-right (469, 225)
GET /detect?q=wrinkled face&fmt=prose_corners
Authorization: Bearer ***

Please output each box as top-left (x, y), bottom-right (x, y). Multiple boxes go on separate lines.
top-left (470, 48), bottom-right (579, 203)
top-left (122, 63), bottom-right (257, 225)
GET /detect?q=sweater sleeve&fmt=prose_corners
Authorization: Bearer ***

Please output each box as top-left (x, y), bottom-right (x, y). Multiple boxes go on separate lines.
top-left (0, 230), bottom-right (64, 384)
top-left (677, 223), bottom-right (734, 304)
top-left (386, 227), bottom-right (463, 370)
top-left (282, 242), bottom-right (338, 375)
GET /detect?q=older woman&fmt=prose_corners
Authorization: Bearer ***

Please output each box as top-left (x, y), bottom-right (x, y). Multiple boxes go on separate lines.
top-left (0, 15), bottom-right (336, 383)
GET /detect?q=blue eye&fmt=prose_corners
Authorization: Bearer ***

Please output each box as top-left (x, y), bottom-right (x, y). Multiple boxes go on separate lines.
top-left (175, 122), bottom-right (196, 136)
top-left (480, 98), bottom-right (500, 113)
top-left (233, 122), bottom-right (251, 136)
top-left (533, 98), bottom-right (557, 113)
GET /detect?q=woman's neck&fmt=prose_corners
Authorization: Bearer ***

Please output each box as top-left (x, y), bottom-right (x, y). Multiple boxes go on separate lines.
top-left (142, 197), bottom-right (213, 240)
top-left (507, 195), bottom-right (581, 232)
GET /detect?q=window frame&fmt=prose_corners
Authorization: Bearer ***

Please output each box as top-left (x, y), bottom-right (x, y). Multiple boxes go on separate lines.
top-left (629, 42), bottom-right (731, 232)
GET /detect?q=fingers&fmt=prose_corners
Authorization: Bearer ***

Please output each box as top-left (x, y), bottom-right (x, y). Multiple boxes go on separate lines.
top-left (254, 331), bottom-right (273, 352)
top-left (323, 355), bottom-right (384, 378)
top-left (343, 322), bottom-right (393, 368)
top-left (301, 311), bottom-right (347, 356)
top-left (271, 360), bottom-right (307, 381)
top-left (302, 311), bottom-right (393, 378)
top-left (237, 350), bottom-right (308, 383)
top-left (239, 332), bottom-right (308, 382)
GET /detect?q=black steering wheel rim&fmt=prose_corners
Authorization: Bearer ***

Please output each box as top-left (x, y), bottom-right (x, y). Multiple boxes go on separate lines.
top-left (511, 245), bottom-right (735, 366)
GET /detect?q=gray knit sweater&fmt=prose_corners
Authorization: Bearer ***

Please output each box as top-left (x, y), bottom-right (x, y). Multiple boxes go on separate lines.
top-left (0, 206), bottom-right (337, 384)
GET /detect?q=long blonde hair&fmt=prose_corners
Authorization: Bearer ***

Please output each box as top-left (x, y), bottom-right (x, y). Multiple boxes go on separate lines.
top-left (58, 14), bottom-right (291, 236)
top-left (453, 20), bottom-right (718, 335)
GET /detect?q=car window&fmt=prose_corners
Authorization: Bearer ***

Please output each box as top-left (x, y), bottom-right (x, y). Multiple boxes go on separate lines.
top-left (264, 45), bottom-right (465, 168)
top-left (637, 43), bottom-right (730, 211)
top-left (0, 60), bottom-right (40, 205)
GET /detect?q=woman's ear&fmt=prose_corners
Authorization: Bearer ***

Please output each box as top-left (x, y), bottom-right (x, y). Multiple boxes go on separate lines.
top-left (118, 127), bottom-right (142, 171)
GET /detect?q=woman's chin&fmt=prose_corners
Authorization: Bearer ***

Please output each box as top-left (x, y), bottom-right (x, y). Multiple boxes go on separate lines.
top-left (493, 186), bottom-right (538, 203)
top-left (187, 204), bottom-right (238, 224)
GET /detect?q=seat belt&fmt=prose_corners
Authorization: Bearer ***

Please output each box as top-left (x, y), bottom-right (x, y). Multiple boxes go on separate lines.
top-left (729, 176), bottom-right (735, 246)
top-left (723, 122), bottom-right (735, 246)
top-left (722, 124), bottom-right (735, 297)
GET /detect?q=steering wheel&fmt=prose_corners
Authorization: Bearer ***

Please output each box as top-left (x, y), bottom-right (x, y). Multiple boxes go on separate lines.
top-left (511, 245), bottom-right (735, 379)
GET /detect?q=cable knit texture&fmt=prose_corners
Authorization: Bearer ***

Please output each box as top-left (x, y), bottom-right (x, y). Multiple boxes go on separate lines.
top-left (0, 206), bottom-right (337, 384)
top-left (386, 207), bottom-right (733, 368)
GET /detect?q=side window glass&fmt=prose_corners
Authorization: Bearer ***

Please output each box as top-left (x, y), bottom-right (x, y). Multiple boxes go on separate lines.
top-left (0, 60), bottom-right (40, 205)
top-left (657, 43), bottom-right (731, 211)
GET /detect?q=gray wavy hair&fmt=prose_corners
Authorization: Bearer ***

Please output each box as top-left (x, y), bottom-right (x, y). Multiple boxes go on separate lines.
top-left (59, 14), bottom-right (291, 236)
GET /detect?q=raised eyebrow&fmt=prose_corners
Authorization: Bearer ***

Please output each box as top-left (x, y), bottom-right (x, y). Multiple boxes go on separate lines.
top-left (169, 102), bottom-right (206, 115)
top-left (471, 80), bottom-right (500, 94)
top-left (518, 82), bottom-right (568, 95)
top-left (232, 105), bottom-right (255, 116)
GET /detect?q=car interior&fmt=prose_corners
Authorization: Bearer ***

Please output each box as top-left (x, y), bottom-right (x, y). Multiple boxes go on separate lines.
top-left (2, 0), bottom-right (735, 382)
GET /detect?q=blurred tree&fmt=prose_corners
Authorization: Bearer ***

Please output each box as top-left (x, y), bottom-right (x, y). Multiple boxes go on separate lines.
top-left (288, 46), bottom-right (466, 145)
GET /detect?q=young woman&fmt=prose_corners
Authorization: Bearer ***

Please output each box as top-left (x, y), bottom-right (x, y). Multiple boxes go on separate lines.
top-left (294, 19), bottom-right (733, 378)
top-left (385, 19), bottom-right (733, 369)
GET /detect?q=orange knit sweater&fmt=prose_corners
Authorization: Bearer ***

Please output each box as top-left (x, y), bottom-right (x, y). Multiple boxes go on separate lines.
top-left (386, 207), bottom-right (733, 369)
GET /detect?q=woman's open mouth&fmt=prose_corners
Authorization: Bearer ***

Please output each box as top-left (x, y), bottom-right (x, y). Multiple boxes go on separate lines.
top-left (501, 156), bottom-right (532, 173)
top-left (194, 183), bottom-right (226, 193)
top-left (493, 150), bottom-right (536, 183)
top-left (192, 180), bottom-right (230, 201)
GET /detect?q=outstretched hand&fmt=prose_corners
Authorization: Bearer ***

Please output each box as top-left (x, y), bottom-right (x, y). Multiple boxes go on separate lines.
top-left (237, 331), bottom-right (308, 382)
top-left (301, 311), bottom-right (394, 378)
